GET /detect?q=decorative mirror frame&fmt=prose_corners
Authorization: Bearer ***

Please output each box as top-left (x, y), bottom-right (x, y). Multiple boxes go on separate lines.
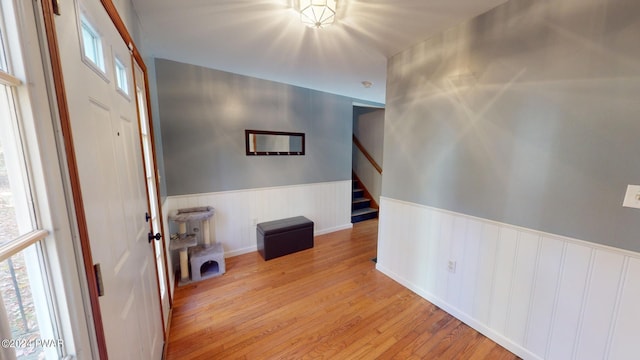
top-left (245, 129), bottom-right (305, 156)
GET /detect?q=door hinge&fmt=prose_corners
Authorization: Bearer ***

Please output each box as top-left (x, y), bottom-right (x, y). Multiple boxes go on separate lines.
top-left (51, 0), bottom-right (61, 15)
top-left (94, 263), bottom-right (104, 297)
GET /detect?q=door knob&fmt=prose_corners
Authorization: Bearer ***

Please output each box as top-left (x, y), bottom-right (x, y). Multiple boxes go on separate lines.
top-left (148, 232), bottom-right (161, 243)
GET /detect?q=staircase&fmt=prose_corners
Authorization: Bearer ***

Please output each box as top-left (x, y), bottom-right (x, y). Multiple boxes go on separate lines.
top-left (351, 179), bottom-right (378, 223)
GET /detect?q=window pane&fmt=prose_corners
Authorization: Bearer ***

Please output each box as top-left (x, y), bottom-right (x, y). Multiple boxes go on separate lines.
top-left (115, 58), bottom-right (128, 95)
top-left (80, 18), bottom-right (104, 72)
top-left (81, 24), bottom-right (101, 70)
top-left (154, 240), bottom-right (165, 297)
top-left (81, 25), bottom-right (95, 61)
top-left (0, 27), bottom-right (7, 72)
top-left (147, 177), bottom-right (157, 220)
top-left (0, 243), bottom-right (59, 359)
top-left (142, 137), bottom-right (152, 178)
top-left (0, 139), bottom-right (19, 245)
top-left (0, 86), bottom-right (34, 246)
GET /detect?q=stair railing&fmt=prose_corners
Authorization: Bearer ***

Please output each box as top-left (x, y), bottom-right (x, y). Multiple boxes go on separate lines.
top-left (352, 134), bottom-right (382, 174)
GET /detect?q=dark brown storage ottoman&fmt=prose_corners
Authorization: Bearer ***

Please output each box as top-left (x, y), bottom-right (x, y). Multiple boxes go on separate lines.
top-left (257, 216), bottom-right (314, 260)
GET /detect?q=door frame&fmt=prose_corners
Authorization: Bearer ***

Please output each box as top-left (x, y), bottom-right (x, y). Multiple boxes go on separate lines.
top-left (131, 59), bottom-right (172, 332)
top-left (39, 0), bottom-right (171, 357)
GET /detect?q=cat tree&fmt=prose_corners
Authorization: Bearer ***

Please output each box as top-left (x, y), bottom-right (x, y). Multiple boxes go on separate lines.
top-left (169, 206), bottom-right (225, 284)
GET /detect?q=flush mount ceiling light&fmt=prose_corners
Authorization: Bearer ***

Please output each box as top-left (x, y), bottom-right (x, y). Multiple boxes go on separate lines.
top-left (298, 0), bottom-right (337, 29)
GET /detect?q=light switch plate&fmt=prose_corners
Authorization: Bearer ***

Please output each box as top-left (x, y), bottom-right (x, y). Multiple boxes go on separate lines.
top-left (622, 185), bottom-right (640, 209)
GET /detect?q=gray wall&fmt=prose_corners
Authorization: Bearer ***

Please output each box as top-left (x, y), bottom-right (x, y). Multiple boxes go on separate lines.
top-left (119, 0), bottom-right (168, 200)
top-left (145, 57), bottom-right (168, 199)
top-left (112, 0), bottom-right (141, 45)
top-left (383, 0), bottom-right (640, 252)
top-left (353, 108), bottom-right (385, 166)
top-left (352, 107), bottom-right (385, 203)
top-left (155, 58), bottom-right (353, 196)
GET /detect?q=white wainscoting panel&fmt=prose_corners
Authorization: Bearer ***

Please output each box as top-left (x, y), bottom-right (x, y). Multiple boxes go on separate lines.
top-left (164, 181), bottom-right (352, 267)
top-left (376, 197), bottom-right (640, 360)
top-left (608, 257), bottom-right (640, 359)
top-left (547, 242), bottom-right (592, 360)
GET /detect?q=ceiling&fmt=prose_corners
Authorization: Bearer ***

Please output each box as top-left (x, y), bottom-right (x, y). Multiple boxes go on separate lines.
top-left (131, 0), bottom-right (508, 104)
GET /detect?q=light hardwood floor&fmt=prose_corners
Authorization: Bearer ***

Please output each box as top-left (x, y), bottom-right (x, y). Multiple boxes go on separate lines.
top-left (166, 219), bottom-right (519, 359)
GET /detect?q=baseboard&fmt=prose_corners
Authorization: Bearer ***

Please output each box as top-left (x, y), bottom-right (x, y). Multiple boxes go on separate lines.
top-left (225, 245), bottom-right (258, 258)
top-left (376, 263), bottom-right (540, 360)
top-left (315, 223), bottom-right (353, 236)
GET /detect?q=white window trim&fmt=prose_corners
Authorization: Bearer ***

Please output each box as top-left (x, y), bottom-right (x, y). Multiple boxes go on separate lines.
top-left (0, 69), bottom-right (20, 86)
top-left (0, 230), bottom-right (48, 262)
top-left (2, 0), bottom-right (96, 358)
top-left (77, 9), bottom-right (109, 83)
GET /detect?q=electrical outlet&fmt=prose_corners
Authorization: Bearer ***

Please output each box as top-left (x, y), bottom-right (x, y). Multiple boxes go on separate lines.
top-left (252, 218), bottom-right (258, 226)
top-left (447, 260), bottom-right (457, 273)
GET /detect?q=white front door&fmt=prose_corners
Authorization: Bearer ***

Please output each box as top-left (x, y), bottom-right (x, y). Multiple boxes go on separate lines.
top-left (134, 62), bottom-right (171, 329)
top-left (54, 1), bottom-right (163, 358)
